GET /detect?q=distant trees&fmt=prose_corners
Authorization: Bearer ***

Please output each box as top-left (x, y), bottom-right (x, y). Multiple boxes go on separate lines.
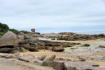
top-left (0, 22), bottom-right (29, 36)
top-left (20, 30), bottom-right (29, 34)
top-left (9, 29), bottom-right (19, 33)
top-left (0, 22), bottom-right (9, 35)
top-left (0, 22), bottom-right (9, 32)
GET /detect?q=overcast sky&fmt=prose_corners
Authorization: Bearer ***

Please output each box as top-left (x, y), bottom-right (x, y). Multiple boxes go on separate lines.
top-left (0, 0), bottom-right (105, 33)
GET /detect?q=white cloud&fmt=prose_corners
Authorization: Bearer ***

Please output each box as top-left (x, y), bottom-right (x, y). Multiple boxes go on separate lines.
top-left (0, 0), bottom-right (105, 33)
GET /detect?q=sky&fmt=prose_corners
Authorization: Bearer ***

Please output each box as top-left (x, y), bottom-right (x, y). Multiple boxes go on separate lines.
top-left (0, 0), bottom-right (105, 34)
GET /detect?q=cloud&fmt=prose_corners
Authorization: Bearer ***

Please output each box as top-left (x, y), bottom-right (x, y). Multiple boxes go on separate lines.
top-left (0, 0), bottom-right (105, 33)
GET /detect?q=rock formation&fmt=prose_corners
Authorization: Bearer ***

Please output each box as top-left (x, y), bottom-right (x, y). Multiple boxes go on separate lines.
top-left (0, 31), bottom-right (19, 53)
top-left (0, 31), bottom-right (18, 44)
top-left (42, 32), bottom-right (105, 41)
top-left (0, 53), bottom-right (104, 70)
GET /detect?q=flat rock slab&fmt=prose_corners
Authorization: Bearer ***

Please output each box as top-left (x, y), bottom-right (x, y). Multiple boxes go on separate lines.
top-left (64, 61), bottom-right (104, 70)
top-left (0, 58), bottom-right (54, 70)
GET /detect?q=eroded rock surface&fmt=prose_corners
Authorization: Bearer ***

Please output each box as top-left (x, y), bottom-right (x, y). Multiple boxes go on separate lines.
top-left (0, 57), bottom-right (54, 70)
top-left (0, 53), bottom-right (105, 70)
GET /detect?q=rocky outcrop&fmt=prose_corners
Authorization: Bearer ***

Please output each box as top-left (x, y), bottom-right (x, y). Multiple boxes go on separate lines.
top-left (0, 53), bottom-right (104, 70)
top-left (0, 31), bottom-right (18, 44)
top-left (0, 31), bottom-right (81, 53)
top-left (42, 55), bottom-right (56, 66)
top-left (52, 46), bottom-right (64, 52)
top-left (0, 31), bottom-right (19, 53)
top-left (42, 32), bottom-right (105, 41)
top-left (0, 31), bottom-right (39, 53)
top-left (35, 40), bottom-right (80, 52)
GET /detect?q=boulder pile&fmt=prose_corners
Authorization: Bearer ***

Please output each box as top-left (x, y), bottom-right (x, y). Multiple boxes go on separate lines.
top-left (0, 31), bottom-right (38, 53)
top-left (0, 31), bottom-right (80, 53)
top-left (42, 32), bottom-right (105, 41)
top-left (35, 40), bottom-right (80, 52)
top-left (0, 31), bottom-right (18, 44)
top-left (0, 31), bottom-right (19, 53)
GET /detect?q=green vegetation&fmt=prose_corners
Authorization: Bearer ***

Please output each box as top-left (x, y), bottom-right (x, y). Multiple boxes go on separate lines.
top-left (0, 22), bottom-right (29, 36)
top-left (0, 32), bottom-right (4, 36)
top-left (9, 29), bottom-right (19, 33)
top-left (0, 22), bottom-right (9, 35)
top-left (20, 30), bottom-right (29, 34)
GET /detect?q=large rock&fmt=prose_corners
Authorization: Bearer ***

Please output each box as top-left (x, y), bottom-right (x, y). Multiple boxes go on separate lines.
top-left (34, 59), bottom-right (43, 65)
top-left (52, 60), bottom-right (65, 70)
top-left (38, 55), bottom-right (46, 61)
top-left (18, 54), bottom-right (35, 62)
top-left (0, 31), bottom-right (18, 44)
top-left (0, 53), bottom-right (20, 58)
top-left (0, 31), bottom-right (19, 53)
top-left (0, 45), bottom-right (16, 53)
top-left (52, 46), bottom-right (64, 52)
top-left (64, 61), bottom-right (99, 70)
top-left (42, 55), bottom-right (56, 66)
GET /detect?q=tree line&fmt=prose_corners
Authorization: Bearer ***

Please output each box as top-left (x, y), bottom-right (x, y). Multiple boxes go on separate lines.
top-left (0, 22), bottom-right (29, 35)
